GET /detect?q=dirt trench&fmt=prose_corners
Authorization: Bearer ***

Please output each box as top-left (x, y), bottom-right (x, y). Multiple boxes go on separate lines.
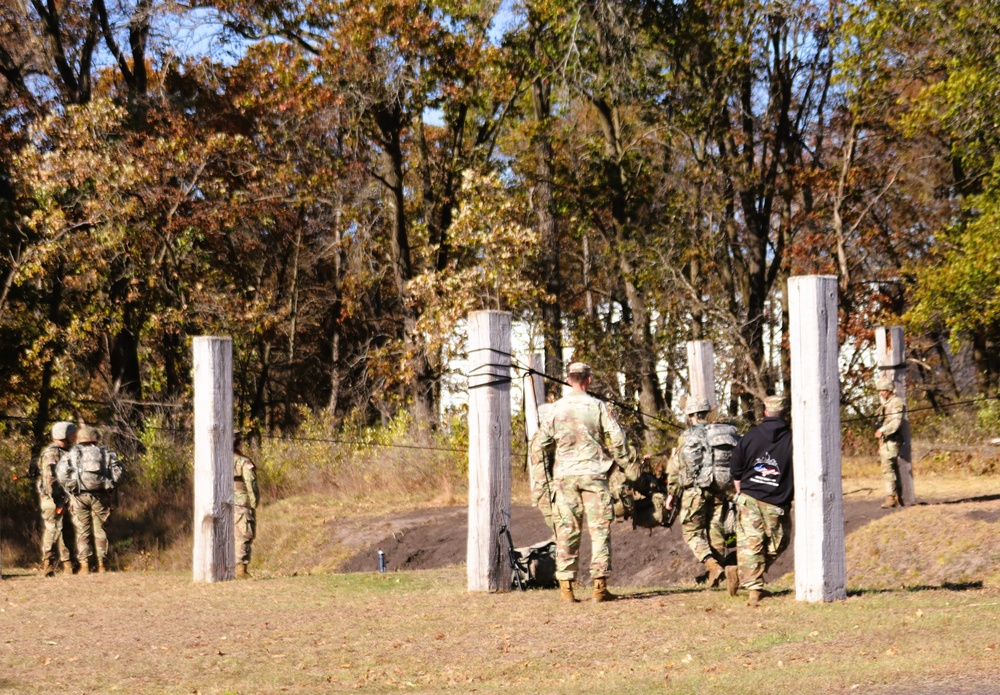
top-left (338, 497), bottom-right (896, 587)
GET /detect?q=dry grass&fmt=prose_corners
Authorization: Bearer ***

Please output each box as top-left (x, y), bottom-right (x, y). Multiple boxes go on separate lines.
top-left (2, 567), bottom-right (998, 694)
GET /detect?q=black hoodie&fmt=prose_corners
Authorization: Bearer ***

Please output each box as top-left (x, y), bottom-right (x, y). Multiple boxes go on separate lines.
top-left (730, 416), bottom-right (793, 507)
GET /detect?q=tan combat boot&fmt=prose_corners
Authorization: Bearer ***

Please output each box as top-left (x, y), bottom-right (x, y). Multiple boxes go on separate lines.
top-left (42, 559), bottom-right (55, 577)
top-left (704, 557), bottom-right (725, 588)
top-left (881, 495), bottom-right (900, 509)
top-left (747, 590), bottom-right (762, 607)
top-left (62, 560), bottom-right (74, 575)
top-left (78, 561), bottom-right (90, 575)
top-left (235, 563), bottom-right (250, 579)
top-left (592, 577), bottom-right (615, 602)
top-left (725, 565), bottom-right (740, 597)
top-left (558, 579), bottom-right (578, 603)
top-left (96, 559), bottom-right (106, 573)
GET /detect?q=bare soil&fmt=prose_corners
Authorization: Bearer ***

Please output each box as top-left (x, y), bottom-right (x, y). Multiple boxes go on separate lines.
top-left (338, 497), bottom-right (901, 586)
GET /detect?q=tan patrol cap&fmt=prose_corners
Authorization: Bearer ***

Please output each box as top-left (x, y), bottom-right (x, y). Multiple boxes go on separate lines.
top-left (51, 421), bottom-right (77, 441)
top-left (685, 397), bottom-right (712, 415)
top-left (567, 362), bottom-right (591, 376)
top-left (875, 374), bottom-right (895, 391)
top-left (763, 395), bottom-right (788, 414)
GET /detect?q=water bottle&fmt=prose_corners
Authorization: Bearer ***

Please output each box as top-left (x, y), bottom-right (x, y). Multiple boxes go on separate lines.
top-left (377, 549), bottom-right (386, 573)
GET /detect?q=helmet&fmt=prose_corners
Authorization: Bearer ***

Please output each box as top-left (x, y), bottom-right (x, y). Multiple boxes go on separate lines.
top-left (685, 397), bottom-right (712, 416)
top-left (76, 425), bottom-right (100, 444)
top-left (875, 375), bottom-right (895, 391)
top-left (51, 421), bottom-right (77, 441)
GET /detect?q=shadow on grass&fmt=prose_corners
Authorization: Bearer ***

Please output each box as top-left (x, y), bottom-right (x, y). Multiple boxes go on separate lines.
top-left (934, 494), bottom-right (1000, 505)
top-left (616, 586), bottom-right (722, 601)
top-left (848, 581), bottom-right (984, 597)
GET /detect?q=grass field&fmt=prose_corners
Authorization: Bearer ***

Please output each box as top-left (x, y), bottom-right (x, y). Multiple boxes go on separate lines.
top-left (2, 566), bottom-right (998, 694)
top-left (3, 469), bottom-right (1000, 694)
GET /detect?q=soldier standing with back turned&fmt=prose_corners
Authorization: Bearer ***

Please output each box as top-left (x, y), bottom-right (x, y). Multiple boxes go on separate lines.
top-left (532, 362), bottom-right (631, 603)
top-left (38, 421), bottom-right (77, 576)
top-left (234, 432), bottom-right (259, 579)
top-left (875, 374), bottom-right (907, 509)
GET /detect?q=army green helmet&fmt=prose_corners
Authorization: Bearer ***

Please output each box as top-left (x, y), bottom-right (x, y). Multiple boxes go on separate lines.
top-left (76, 425), bottom-right (100, 444)
top-left (875, 374), bottom-right (895, 391)
top-left (51, 421), bottom-right (77, 441)
top-left (685, 397), bottom-right (713, 416)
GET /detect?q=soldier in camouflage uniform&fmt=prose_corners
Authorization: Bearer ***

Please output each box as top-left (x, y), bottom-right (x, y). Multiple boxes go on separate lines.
top-left (234, 433), bottom-right (259, 579)
top-left (57, 426), bottom-right (122, 574)
top-left (528, 395), bottom-right (558, 536)
top-left (875, 374), bottom-right (907, 509)
top-left (729, 395), bottom-right (793, 606)
top-left (665, 399), bottom-right (737, 589)
top-left (37, 422), bottom-right (77, 576)
top-left (532, 362), bottom-right (631, 602)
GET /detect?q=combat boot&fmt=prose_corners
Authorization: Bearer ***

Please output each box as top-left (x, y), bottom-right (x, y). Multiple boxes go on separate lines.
top-left (725, 565), bottom-right (740, 597)
top-left (96, 559), bottom-right (106, 573)
top-left (42, 559), bottom-right (55, 577)
top-left (558, 580), bottom-right (578, 603)
top-left (747, 590), bottom-right (762, 607)
top-left (62, 561), bottom-right (74, 575)
top-left (235, 563), bottom-right (250, 579)
top-left (78, 561), bottom-right (90, 575)
top-left (704, 557), bottom-right (725, 588)
top-left (881, 495), bottom-right (900, 509)
top-left (592, 577), bottom-right (615, 602)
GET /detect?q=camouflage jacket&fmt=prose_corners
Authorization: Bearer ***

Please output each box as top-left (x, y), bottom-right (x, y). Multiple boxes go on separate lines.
top-left (37, 442), bottom-right (67, 500)
top-left (532, 391), bottom-right (630, 478)
top-left (528, 402), bottom-right (556, 490)
top-left (234, 454), bottom-right (259, 509)
top-left (879, 393), bottom-right (906, 440)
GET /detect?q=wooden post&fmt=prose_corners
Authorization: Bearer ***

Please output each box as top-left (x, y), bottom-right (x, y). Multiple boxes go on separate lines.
top-left (467, 311), bottom-right (513, 592)
top-left (876, 326), bottom-right (915, 505)
top-left (686, 340), bottom-right (717, 409)
top-left (523, 353), bottom-right (545, 442)
top-left (192, 336), bottom-right (235, 583)
top-left (788, 276), bottom-right (847, 602)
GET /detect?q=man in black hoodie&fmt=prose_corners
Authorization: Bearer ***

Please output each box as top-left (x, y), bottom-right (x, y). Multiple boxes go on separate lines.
top-left (729, 395), bottom-right (793, 605)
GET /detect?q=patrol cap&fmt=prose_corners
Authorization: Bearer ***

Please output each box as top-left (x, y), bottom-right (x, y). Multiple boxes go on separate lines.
top-left (567, 362), bottom-right (592, 376)
top-left (875, 374), bottom-right (895, 391)
top-left (763, 395), bottom-right (788, 414)
top-left (51, 421), bottom-right (77, 441)
top-left (76, 425), bottom-right (99, 444)
top-left (685, 397), bottom-right (712, 415)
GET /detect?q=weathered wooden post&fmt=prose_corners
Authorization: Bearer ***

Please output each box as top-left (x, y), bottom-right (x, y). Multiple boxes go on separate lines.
top-left (788, 276), bottom-right (847, 602)
top-left (876, 326), bottom-right (915, 505)
top-left (523, 352), bottom-right (545, 443)
top-left (686, 340), bottom-right (717, 408)
top-left (467, 311), bottom-right (513, 592)
top-left (192, 336), bottom-right (235, 583)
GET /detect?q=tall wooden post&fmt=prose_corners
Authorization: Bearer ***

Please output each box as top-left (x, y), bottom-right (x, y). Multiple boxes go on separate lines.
top-left (788, 276), bottom-right (847, 602)
top-left (524, 353), bottom-right (545, 442)
top-left (467, 311), bottom-right (513, 592)
top-left (686, 340), bottom-right (717, 408)
top-left (876, 326), bottom-right (915, 505)
top-left (192, 336), bottom-right (235, 583)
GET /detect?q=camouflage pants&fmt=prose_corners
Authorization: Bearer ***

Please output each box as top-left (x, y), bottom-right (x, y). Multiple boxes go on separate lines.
top-left (553, 475), bottom-right (614, 581)
top-left (735, 493), bottom-right (790, 591)
top-left (679, 483), bottom-right (732, 565)
top-left (70, 491), bottom-right (112, 563)
top-left (235, 505), bottom-right (256, 565)
top-left (879, 440), bottom-right (901, 498)
top-left (40, 495), bottom-right (71, 564)
top-left (533, 483), bottom-right (557, 535)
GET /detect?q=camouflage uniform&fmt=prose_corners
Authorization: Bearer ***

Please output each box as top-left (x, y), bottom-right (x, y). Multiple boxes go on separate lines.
top-left (234, 453), bottom-right (259, 567)
top-left (667, 428), bottom-right (734, 567)
top-left (37, 441), bottom-right (73, 571)
top-left (877, 391), bottom-right (906, 499)
top-left (528, 403), bottom-right (557, 533)
top-left (734, 493), bottom-right (790, 591)
top-left (532, 390), bottom-right (630, 582)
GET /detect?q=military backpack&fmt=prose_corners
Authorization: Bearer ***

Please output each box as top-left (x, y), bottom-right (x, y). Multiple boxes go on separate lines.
top-left (680, 423), bottom-right (739, 490)
top-left (58, 445), bottom-right (125, 494)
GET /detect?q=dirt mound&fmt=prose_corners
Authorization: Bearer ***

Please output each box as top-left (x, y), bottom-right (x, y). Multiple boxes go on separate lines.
top-left (339, 498), bottom-right (898, 586)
